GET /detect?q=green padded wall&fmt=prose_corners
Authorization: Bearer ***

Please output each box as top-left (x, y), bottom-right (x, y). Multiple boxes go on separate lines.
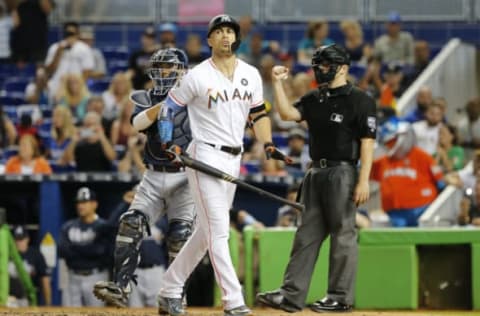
top-left (355, 245), bottom-right (418, 309)
top-left (473, 243), bottom-right (480, 309)
top-left (360, 228), bottom-right (480, 245)
top-left (257, 229), bottom-right (330, 304)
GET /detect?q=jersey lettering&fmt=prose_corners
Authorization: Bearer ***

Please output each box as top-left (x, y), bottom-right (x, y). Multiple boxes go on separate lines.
top-left (68, 227), bottom-right (97, 244)
top-left (207, 88), bottom-right (253, 109)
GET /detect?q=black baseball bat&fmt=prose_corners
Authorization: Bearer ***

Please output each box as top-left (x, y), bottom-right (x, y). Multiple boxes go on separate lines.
top-left (178, 154), bottom-right (304, 211)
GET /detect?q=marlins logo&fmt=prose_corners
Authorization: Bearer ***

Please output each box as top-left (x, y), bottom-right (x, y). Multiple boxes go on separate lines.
top-left (206, 88), bottom-right (253, 109)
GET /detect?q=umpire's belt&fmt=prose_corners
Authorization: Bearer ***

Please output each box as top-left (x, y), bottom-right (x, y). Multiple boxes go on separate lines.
top-left (312, 159), bottom-right (356, 169)
top-left (72, 268), bottom-right (104, 276)
top-left (147, 164), bottom-right (183, 173)
top-left (205, 143), bottom-right (242, 156)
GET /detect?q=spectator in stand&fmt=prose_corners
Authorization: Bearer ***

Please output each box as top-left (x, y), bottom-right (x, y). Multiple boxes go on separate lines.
top-left (10, 0), bottom-right (54, 64)
top-left (374, 12), bottom-right (414, 65)
top-left (402, 40), bottom-right (431, 87)
top-left (16, 113), bottom-right (38, 140)
top-left (412, 102), bottom-right (443, 156)
top-left (236, 16), bottom-right (281, 59)
top-left (116, 133), bottom-right (146, 175)
top-left (45, 22), bottom-right (94, 96)
top-left (357, 56), bottom-right (383, 98)
top-left (378, 62), bottom-right (404, 109)
top-left (230, 208), bottom-right (264, 232)
top-left (435, 124), bottom-right (464, 173)
top-left (73, 111), bottom-right (116, 172)
top-left (297, 20), bottom-right (334, 66)
top-left (79, 26), bottom-right (106, 79)
top-left (5, 134), bottom-right (51, 175)
top-left (0, 106), bottom-right (17, 148)
top-left (402, 86), bottom-right (433, 123)
top-left (456, 97), bottom-right (480, 148)
top-left (127, 26), bottom-right (158, 90)
top-left (101, 72), bottom-right (132, 121)
top-left (45, 106), bottom-right (76, 169)
top-left (110, 101), bottom-right (136, 146)
top-left (8, 225), bottom-right (51, 306)
top-left (158, 23), bottom-right (177, 49)
top-left (238, 30), bottom-right (265, 69)
top-left (285, 127), bottom-right (309, 174)
top-left (184, 34), bottom-right (208, 68)
top-left (56, 73), bottom-right (91, 123)
top-left (339, 20), bottom-right (372, 65)
top-left (457, 180), bottom-right (480, 226)
top-left (25, 66), bottom-right (50, 105)
top-left (86, 96), bottom-right (112, 138)
top-left (0, 2), bottom-right (13, 63)
top-left (371, 118), bottom-right (444, 227)
top-left (445, 149), bottom-right (480, 190)
top-left (276, 183), bottom-right (301, 227)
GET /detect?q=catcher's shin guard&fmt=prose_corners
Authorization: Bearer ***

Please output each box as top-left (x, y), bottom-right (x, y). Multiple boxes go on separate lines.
top-left (167, 219), bottom-right (192, 263)
top-left (114, 209), bottom-right (150, 288)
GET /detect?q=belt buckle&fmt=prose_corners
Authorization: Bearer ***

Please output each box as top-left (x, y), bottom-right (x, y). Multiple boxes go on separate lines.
top-left (319, 159), bottom-right (327, 168)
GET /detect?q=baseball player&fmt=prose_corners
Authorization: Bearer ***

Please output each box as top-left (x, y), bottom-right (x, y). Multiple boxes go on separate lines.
top-left (93, 47), bottom-right (195, 307)
top-left (156, 14), bottom-right (288, 316)
top-left (58, 187), bottom-right (110, 307)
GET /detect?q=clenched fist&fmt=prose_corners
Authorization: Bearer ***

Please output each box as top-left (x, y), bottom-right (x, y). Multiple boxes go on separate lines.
top-left (272, 65), bottom-right (289, 82)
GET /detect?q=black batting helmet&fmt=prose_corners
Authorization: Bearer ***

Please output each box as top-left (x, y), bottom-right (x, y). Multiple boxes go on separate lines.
top-left (207, 14), bottom-right (241, 51)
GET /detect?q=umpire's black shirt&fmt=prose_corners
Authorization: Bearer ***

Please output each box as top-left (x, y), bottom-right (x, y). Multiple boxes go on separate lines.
top-left (294, 82), bottom-right (376, 161)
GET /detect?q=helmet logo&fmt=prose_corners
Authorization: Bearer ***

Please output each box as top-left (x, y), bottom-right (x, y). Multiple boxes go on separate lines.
top-left (220, 15), bottom-right (231, 22)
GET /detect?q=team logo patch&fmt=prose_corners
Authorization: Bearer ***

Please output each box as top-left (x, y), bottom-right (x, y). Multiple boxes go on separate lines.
top-left (367, 116), bottom-right (376, 132)
top-left (330, 113), bottom-right (343, 123)
top-left (241, 78), bottom-right (248, 86)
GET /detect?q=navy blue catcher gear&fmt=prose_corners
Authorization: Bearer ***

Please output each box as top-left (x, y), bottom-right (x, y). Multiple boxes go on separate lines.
top-left (207, 14), bottom-right (241, 52)
top-left (147, 48), bottom-right (188, 97)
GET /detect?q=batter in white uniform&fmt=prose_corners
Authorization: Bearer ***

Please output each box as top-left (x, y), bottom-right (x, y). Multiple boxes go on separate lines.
top-left (157, 14), bottom-right (289, 316)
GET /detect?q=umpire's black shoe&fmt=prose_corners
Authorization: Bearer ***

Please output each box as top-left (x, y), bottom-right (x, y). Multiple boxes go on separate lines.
top-left (93, 281), bottom-right (130, 308)
top-left (256, 290), bottom-right (301, 313)
top-left (158, 295), bottom-right (185, 316)
top-left (310, 297), bottom-right (352, 313)
top-left (224, 305), bottom-right (252, 316)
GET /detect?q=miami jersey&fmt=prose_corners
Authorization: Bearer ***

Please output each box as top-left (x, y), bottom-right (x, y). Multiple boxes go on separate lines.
top-left (371, 147), bottom-right (443, 211)
top-left (168, 58), bottom-right (264, 146)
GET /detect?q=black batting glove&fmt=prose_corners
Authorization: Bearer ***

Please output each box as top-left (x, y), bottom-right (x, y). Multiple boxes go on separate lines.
top-left (264, 142), bottom-right (293, 164)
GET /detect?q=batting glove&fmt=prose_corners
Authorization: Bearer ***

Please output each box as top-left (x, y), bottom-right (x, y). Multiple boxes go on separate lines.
top-left (264, 142), bottom-right (293, 164)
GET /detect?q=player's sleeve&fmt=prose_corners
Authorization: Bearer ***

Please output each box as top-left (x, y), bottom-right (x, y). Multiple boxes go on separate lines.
top-left (167, 70), bottom-right (197, 109)
top-left (249, 69), bottom-right (265, 113)
top-left (357, 92), bottom-right (377, 139)
top-left (36, 249), bottom-right (50, 277)
top-left (57, 223), bottom-right (74, 259)
top-left (293, 92), bottom-right (313, 122)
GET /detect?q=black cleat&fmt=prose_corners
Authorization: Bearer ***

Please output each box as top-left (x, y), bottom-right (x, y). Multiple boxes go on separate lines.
top-left (256, 290), bottom-right (301, 313)
top-left (310, 297), bottom-right (352, 313)
top-left (158, 295), bottom-right (186, 316)
top-left (93, 281), bottom-right (130, 308)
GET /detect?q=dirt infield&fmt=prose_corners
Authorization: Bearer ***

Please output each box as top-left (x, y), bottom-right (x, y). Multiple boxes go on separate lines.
top-left (0, 307), bottom-right (479, 316)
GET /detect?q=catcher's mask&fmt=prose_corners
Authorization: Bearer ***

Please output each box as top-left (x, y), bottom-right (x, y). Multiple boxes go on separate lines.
top-left (147, 48), bottom-right (188, 96)
top-left (207, 14), bottom-right (241, 52)
top-left (311, 44), bottom-right (350, 85)
top-left (379, 117), bottom-right (416, 160)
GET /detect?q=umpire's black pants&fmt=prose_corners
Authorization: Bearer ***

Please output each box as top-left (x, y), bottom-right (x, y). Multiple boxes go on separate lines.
top-left (280, 164), bottom-right (358, 307)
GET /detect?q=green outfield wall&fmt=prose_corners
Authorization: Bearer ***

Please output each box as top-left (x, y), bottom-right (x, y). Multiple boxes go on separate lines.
top-left (242, 227), bottom-right (480, 310)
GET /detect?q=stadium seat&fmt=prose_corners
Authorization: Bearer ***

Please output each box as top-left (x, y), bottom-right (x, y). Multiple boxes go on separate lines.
top-left (3, 78), bottom-right (30, 94)
top-left (243, 161), bottom-right (261, 173)
top-left (272, 132), bottom-right (289, 148)
top-left (0, 94), bottom-right (24, 106)
top-left (88, 78), bottom-right (111, 94)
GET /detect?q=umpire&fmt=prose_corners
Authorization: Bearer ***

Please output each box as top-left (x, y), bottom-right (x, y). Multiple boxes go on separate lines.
top-left (257, 44), bottom-right (376, 313)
